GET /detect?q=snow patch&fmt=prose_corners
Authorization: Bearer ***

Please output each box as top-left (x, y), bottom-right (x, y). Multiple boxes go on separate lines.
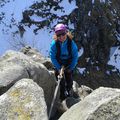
top-left (92, 0), bottom-right (95, 4)
top-left (106, 70), bottom-right (110, 75)
top-left (108, 47), bottom-right (120, 71)
top-left (86, 57), bottom-right (90, 62)
top-left (109, 46), bottom-right (117, 57)
top-left (78, 47), bottom-right (84, 57)
top-left (88, 11), bottom-right (91, 16)
top-left (100, 0), bottom-right (105, 3)
top-left (77, 67), bottom-right (86, 74)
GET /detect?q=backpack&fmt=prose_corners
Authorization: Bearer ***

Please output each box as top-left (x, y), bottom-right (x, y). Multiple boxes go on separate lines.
top-left (56, 36), bottom-right (72, 64)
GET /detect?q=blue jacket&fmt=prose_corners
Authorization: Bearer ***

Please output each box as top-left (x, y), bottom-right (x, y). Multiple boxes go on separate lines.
top-left (50, 38), bottom-right (78, 71)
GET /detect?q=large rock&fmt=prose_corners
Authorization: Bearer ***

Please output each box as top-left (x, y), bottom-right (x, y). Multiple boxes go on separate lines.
top-left (0, 50), bottom-right (56, 111)
top-left (59, 87), bottom-right (120, 120)
top-left (54, 84), bottom-right (92, 119)
top-left (78, 85), bottom-right (93, 100)
top-left (20, 46), bottom-right (54, 70)
top-left (0, 64), bottom-right (29, 94)
top-left (0, 78), bottom-right (48, 120)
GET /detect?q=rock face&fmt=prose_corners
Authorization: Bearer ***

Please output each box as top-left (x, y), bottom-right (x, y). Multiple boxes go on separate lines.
top-left (59, 87), bottom-right (120, 120)
top-left (20, 46), bottom-right (54, 70)
top-left (0, 50), bottom-right (56, 112)
top-left (77, 85), bottom-right (93, 100)
top-left (0, 78), bottom-right (48, 120)
top-left (52, 82), bottom-right (93, 120)
top-left (0, 64), bottom-right (29, 94)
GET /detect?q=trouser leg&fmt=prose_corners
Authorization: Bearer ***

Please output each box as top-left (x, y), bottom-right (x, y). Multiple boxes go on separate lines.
top-left (65, 71), bottom-right (73, 93)
top-left (60, 78), bottom-right (66, 100)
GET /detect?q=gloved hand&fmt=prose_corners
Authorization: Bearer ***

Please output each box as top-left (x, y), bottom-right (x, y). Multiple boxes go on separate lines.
top-left (58, 66), bottom-right (65, 78)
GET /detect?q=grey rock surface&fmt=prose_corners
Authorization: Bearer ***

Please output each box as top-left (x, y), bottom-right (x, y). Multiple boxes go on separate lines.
top-left (0, 50), bottom-right (56, 111)
top-left (59, 87), bottom-right (120, 120)
top-left (0, 78), bottom-right (48, 120)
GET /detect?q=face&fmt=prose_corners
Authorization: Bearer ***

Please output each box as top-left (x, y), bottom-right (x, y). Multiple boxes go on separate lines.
top-left (56, 31), bottom-right (67, 42)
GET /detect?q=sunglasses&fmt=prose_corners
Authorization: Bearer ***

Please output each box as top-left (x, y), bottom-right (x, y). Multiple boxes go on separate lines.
top-left (56, 32), bottom-right (66, 37)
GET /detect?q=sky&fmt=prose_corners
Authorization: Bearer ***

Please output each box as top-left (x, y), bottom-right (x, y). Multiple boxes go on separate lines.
top-left (0, 0), bottom-right (52, 56)
top-left (0, 0), bottom-right (120, 72)
top-left (0, 0), bottom-right (76, 56)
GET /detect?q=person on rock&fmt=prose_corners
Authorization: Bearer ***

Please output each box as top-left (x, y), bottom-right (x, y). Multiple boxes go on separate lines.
top-left (50, 23), bottom-right (78, 100)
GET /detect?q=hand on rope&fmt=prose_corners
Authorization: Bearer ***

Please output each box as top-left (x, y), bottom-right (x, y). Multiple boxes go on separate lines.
top-left (58, 66), bottom-right (65, 79)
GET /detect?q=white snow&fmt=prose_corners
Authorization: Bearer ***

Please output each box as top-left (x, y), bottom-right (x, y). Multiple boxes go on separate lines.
top-left (100, 0), bottom-right (105, 3)
top-left (92, 0), bottom-right (95, 4)
top-left (78, 47), bottom-right (84, 57)
top-left (77, 67), bottom-right (86, 74)
top-left (108, 47), bottom-right (120, 71)
top-left (109, 46), bottom-right (117, 57)
top-left (88, 11), bottom-right (91, 16)
top-left (106, 70), bottom-right (110, 75)
top-left (86, 58), bottom-right (90, 63)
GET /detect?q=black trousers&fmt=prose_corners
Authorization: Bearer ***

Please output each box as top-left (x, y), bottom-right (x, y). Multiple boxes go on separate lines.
top-left (55, 69), bottom-right (73, 100)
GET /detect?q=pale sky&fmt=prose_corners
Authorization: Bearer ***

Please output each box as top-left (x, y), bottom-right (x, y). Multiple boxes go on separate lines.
top-left (0, 0), bottom-right (76, 56)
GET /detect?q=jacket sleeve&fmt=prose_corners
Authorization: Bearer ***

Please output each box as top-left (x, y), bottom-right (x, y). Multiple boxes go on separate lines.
top-left (69, 40), bottom-right (78, 70)
top-left (50, 41), bottom-right (61, 70)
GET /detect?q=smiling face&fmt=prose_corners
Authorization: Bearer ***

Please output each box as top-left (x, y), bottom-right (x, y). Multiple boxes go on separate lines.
top-left (56, 30), bottom-right (67, 42)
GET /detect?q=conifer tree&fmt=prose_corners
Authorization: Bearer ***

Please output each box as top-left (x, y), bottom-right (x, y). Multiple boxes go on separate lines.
top-left (6, 0), bottom-right (120, 70)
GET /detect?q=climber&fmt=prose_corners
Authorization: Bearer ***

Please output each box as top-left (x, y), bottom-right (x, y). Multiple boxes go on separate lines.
top-left (50, 23), bottom-right (78, 100)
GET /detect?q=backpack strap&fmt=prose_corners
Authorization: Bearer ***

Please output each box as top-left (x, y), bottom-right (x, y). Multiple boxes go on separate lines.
top-left (67, 36), bottom-right (72, 58)
top-left (56, 36), bottom-right (72, 64)
top-left (56, 41), bottom-right (61, 63)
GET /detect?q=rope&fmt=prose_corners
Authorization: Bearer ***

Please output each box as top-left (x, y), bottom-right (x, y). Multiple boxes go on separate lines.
top-left (48, 66), bottom-right (65, 119)
top-left (48, 78), bottom-right (61, 119)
